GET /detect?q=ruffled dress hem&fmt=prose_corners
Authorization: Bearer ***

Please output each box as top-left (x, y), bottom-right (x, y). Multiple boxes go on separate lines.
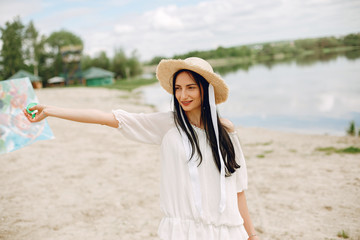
top-left (158, 217), bottom-right (249, 240)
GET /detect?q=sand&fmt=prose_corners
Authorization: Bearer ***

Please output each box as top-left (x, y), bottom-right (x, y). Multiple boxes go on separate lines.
top-left (1, 87), bottom-right (359, 240)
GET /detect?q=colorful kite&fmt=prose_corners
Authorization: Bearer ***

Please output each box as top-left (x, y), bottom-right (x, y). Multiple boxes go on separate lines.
top-left (0, 77), bottom-right (54, 154)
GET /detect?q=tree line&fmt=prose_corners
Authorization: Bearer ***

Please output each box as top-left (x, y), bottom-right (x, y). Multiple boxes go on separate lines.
top-left (147, 33), bottom-right (360, 65)
top-left (0, 17), bottom-right (142, 83)
top-left (1, 16), bottom-right (359, 82)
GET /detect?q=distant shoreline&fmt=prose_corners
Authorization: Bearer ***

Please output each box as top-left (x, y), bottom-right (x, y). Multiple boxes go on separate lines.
top-left (143, 46), bottom-right (360, 74)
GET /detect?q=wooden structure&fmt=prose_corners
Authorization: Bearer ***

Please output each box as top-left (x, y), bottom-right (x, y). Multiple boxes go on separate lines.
top-left (9, 70), bottom-right (42, 89)
top-left (60, 45), bottom-right (83, 85)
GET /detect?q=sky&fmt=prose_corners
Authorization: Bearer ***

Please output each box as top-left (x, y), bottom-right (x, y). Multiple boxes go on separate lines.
top-left (0, 0), bottom-right (360, 61)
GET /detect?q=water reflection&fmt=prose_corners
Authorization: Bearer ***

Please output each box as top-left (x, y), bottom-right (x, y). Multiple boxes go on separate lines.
top-left (345, 49), bottom-right (360, 60)
top-left (141, 50), bottom-right (360, 135)
top-left (213, 50), bottom-right (360, 76)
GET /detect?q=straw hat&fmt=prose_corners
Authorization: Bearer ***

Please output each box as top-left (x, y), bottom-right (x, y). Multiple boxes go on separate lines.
top-left (156, 57), bottom-right (229, 104)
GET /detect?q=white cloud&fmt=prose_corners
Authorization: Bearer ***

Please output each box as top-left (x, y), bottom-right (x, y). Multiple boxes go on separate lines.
top-left (35, 7), bottom-right (95, 35)
top-left (1, 0), bottom-right (359, 60)
top-left (0, 0), bottom-right (43, 25)
top-left (114, 24), bottom-right (134, 34)
top-left (147, 5), bottom-right (183, 31)
top-left (83, 31), bottom-right (114, 57)
top-left (108, 0), bottom-right (360, 59)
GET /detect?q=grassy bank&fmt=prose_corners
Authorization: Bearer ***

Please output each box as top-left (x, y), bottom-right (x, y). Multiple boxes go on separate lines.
top-left (103, 77), bottom-right (157, 91)
top-left (46, 77), bottom-right (157, 92)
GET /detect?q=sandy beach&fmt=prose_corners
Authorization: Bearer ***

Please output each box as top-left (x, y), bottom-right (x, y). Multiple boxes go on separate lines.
top-left (1, 87), bottom-right (359, 240)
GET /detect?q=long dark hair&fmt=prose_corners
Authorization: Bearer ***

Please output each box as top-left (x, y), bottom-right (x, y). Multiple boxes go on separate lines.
top-left (172, 69), bottom-right (240, 176)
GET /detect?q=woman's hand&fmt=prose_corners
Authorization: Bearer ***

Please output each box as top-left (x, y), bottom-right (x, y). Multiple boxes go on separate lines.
top-left (248, 235), bottom-right (260, 240)
top-left (23, 104), bottom-right (48, 122)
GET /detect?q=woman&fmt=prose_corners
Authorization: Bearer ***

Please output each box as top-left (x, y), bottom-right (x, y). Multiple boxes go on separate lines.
top-left (24, 57), bottom-right (259, 240)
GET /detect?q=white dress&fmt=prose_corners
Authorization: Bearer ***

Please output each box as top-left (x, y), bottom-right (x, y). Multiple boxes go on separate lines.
top-left (112, 109), bottom-right (249, 240)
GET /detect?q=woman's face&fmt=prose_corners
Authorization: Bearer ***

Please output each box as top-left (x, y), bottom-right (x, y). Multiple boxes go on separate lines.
top-left (175, 71), bottom-right (202, 114)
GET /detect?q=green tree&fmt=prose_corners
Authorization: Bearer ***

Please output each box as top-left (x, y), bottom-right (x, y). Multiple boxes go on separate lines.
top-left (347, 121), bottom-right (356, 136)
top-left (0, 16), bottom-right (25, 80)
top-left (257, 43), bottom-right (275, 60)
top-left (276, 44), bottom-right (299, 56)
top-left (236, 46), bottom-right (252, 57)
top-left (81, 54), bottom-right (93, 71)
top-left (111, 48), bottom-right (127, 79)
top-left (294, 38), bottom-right (318, 51)
top-left (23, 21), bottom-right (45, 77)
top-left (317, 37), bottom-right (340, 48)
top-left (46, 30), bottom-right (83, 51)
top-left (92, 51), bottom-right (110, 70)
top-left (127, 50), bottom-right (142, 77)
top-left (343, 33), bottom-right (360, 46)
top-left (45, 30), bottom-right (83, 77)
top-left (262, 44), bottom-right (275, 56)
top-left (214, 46), bottom-right (227, 58)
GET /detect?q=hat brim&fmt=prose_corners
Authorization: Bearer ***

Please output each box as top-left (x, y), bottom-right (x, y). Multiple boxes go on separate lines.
top-left (156, 59), bottom-right (228, 104)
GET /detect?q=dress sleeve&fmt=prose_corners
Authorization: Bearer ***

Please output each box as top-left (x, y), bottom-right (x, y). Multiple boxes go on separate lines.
top-left (112, 109), bottom-right (173, 145)
top-left (230, 132), bottom-right (248, 192)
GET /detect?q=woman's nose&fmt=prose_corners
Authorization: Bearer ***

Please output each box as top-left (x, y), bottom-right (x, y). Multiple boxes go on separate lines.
top-left (180, 89), bottom-right (187, 99)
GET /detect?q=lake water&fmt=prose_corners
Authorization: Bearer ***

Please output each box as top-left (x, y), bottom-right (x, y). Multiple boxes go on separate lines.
top-left (140, 52), bottom-right (360, 136)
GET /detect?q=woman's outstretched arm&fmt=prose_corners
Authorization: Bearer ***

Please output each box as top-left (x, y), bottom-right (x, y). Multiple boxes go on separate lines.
top-left (23, 104), bottom-right (119, 128)
top-left (238, 191), bottom-right (259, 240)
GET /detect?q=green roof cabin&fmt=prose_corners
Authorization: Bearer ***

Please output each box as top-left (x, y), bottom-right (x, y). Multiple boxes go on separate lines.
top-left (83, 67), bottom-right (114, 86)
top-left (9, 70), bottom-right (42, 89)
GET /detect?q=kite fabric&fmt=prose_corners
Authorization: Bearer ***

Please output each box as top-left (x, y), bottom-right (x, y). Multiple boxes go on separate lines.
top-left (0, 77), bottom-right (54, 154)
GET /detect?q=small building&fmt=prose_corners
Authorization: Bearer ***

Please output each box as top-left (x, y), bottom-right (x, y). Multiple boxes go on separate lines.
top-left (47, 76), bottom-right (65, 87)
top-left (9, 70), bottom-right (42, 89)
top-left (82, 67), bottom-right (114, 86)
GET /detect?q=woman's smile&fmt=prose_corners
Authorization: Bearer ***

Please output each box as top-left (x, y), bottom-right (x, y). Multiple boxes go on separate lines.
top-left (181, 100), bottom-right (193, 106)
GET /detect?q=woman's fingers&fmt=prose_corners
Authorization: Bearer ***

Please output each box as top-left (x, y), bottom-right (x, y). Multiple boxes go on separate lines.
top-left (23, 109), bottom-right (36, 122)
top-left (29, 104), bottom-right (43, 111)
top-left (23, 105), bottom-right (46, 122)
top-left (29, 106), bottom-right (38, 111)
top-left (23, 109), bottom-right (34, 121)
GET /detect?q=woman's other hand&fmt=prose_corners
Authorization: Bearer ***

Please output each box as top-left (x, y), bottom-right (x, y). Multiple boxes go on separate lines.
top-left (23, 104), bottom-right (48, 122)
top-left (248, 235), bottom-right (260, 240)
